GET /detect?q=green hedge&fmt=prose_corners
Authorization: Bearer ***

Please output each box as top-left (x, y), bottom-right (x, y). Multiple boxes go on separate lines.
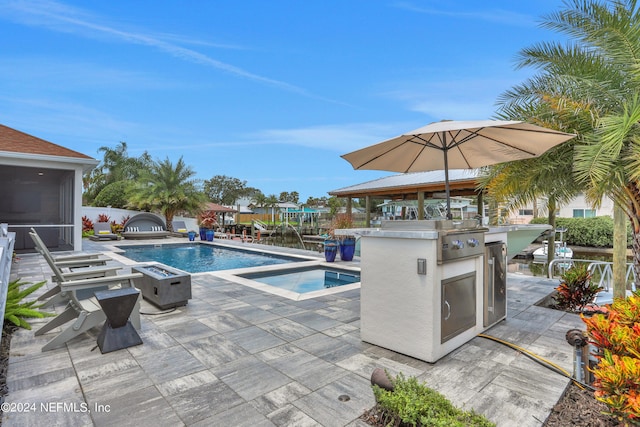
top-left (529, 216), bottom-right (632, 248)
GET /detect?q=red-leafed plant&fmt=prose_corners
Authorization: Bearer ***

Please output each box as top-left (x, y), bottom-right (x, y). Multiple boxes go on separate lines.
top-left (111, 215), bottom-right (129, 233)
top-left (198, 211), bottom-right (218, 230)
top-left (583, 290), bottom-right (640, 423)
top-left (97, 213), bottom-right (111, 223)
top-left (554, 264), bottom-right (602, 312)
top-left (81, 216), bottom-right (94, 233)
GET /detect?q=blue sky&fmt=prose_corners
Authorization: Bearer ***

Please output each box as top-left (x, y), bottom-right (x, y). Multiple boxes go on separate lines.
top-left (0, 0), bottom-right (566, 201)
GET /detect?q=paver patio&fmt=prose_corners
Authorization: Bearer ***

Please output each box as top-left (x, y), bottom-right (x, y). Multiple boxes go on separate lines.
top-left (3, 238), bottom-right (585, 426)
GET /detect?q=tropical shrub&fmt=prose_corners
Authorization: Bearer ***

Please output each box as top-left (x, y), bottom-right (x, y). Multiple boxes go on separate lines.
top-left (97, 213), bottom-right (111, 223)
top-left (371, 372), bottom-right (495, 427)
top-left (81, 215), bottom-right (94, 233)
top-left (530, 216), bottom-right (632, 248)
top-left (93, 180), bottom-right (131, 208)
top-left (111, 215), bottom-right (129, 233)
top-left (4, 279), bottom-right (54, 330)
top-left (582, 290), bottom-right (640, 423)
top-left (554, 264), bottom-right (602, 312)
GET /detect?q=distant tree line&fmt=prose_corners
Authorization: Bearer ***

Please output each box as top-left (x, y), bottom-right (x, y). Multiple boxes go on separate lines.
top-left (82, 142), bottom-right (366, 228)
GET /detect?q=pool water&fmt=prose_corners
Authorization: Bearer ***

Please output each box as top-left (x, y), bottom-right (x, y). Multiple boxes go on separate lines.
top-left (240, 267), bottom-right (360, 293)
top-left (118, 243), bottom-right (301, 273)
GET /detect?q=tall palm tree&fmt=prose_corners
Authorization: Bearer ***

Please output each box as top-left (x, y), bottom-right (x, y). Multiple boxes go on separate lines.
top-left (128, 157), bottom-right (207, 231)
top-left (492, 0), bottom-right (640, 287)
top-left (265, 194), bottom-right (280, 225)
top-left (482, 99), bottom-right (594, 264)
top-left (479, 142), bottom-right (583, 264)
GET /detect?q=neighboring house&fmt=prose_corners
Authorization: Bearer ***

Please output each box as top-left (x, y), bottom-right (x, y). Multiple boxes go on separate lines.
top-left (509, 194), bottom-right (615, 224)
top-left (249, 202), bottom-right (299, 216)
top-left (0, 124), bottom-right (98, 252)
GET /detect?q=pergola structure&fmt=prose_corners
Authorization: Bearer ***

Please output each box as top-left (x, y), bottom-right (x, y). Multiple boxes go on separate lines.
top-left (202, 202), bottom-right (237, 226)
top-left (328, 170), bottom-right (482, 226)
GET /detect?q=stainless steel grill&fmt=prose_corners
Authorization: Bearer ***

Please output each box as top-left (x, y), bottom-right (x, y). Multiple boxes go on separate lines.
top-left (380, 219), bottom-right (487, 264)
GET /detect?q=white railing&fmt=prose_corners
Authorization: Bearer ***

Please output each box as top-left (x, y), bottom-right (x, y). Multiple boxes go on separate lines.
top-left (253, 219), bottom-right (269, 231)
top-left (548, 258), bottom-right (637, 292)
top-left (0, 223), bottom-right (17, 347)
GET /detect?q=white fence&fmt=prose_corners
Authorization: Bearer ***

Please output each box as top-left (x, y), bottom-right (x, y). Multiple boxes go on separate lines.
top-left (0, 224), bottom-right (17, 347)
top-left (81, 207), bottom-right (199, 231)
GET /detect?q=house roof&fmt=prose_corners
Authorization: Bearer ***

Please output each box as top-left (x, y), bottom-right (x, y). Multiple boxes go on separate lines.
top-left (0, 124), bottom-right (94, 160)
top-left (203, 203), bottom-right (237, 213)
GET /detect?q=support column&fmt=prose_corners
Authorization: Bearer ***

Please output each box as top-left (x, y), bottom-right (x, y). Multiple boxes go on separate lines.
top-left (365, 196), bottom-right (371, 227)
top-left (418, 191), bottom-right (425, 220)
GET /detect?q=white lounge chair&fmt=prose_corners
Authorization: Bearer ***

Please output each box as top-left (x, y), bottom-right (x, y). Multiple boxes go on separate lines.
top-left (171, 220), bottom-right (189, 237)
top-left (35, 272), bottom-right (142, 351)
top-left (29, 229), bottom-right (121, 307)
top-left (89, 222), bottom-right (119, 241)
top-left (30, 228), bottom-right (112, 268)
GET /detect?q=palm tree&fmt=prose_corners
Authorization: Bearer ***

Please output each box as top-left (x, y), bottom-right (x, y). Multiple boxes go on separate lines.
top-left (492, 0), bottom-right (639, 290)
top-left (128, 157), bottom-right (207, 231)
top-left (482, 97), bottom-right (594, 264)
top-left (479, 142), bottom-right (583, 264)
top-left (84, 142), bottom-right (153, 207)
top-left (265, 194), bottom-right (279, 225)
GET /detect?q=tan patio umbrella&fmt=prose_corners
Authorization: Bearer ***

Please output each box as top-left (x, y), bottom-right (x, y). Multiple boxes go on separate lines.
top-left (341, 120), bottom-right (576, 219)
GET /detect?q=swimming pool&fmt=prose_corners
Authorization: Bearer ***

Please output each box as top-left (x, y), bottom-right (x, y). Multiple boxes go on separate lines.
top-left (117, 243), bottom-right (304, 273)
top-left (239, 267), bottom-right (360, 294)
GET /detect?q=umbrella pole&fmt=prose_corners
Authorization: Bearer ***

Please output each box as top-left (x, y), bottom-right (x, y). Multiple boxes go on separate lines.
top-left (442, 133), bottom-right (452, 220)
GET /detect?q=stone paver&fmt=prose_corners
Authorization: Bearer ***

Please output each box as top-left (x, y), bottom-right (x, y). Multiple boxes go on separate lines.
top-left (4, 238), bottom-right (586, 426)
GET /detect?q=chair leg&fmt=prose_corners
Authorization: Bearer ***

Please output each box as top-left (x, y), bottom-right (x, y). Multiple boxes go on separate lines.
top-left (34, 305), bottom-right (77, 336)
top-left (41, 311), bottom-right (106, 352)
top-left (40, 291), bottom-right (69, 309)
top-left (37, 284), bottom-right (61, 302)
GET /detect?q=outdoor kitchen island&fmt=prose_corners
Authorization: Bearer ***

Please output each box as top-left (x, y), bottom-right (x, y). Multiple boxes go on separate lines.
top-left (355, 220), bottom-right (507, 363)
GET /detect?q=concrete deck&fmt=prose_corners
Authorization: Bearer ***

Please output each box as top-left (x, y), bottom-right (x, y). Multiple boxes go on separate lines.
top-left (3, 238), bottom-right (585, 426)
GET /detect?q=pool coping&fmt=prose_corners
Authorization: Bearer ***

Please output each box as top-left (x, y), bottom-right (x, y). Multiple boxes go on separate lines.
top-left (103, 239), bottom-right (361, 301)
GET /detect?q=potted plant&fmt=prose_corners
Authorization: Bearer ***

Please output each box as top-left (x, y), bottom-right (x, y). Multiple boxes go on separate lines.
top-left (198, 211), bottom-right (218, 241)
top-left (332, 213), bottom-right (356, 261)
top-left (323, 235), bottom-right (338, 262)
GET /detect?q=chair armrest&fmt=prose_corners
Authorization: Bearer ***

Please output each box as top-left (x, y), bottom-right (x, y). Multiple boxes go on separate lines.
top-left (54, 256), bottom-right (111, 268)
top-left (59, 273), bottom-right (143, 292)
top-left (53, 253), bottom-right (103, 261)
top-left (59, 266), bottom-right (121, 280)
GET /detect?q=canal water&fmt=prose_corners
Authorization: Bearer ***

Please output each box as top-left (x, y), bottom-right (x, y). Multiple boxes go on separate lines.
top-left (509, 250), bottom-right (615, 277)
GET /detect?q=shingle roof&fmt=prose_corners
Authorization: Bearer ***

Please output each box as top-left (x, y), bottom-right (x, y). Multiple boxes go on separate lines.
top-left (0, 124), bottom-right (94, 159)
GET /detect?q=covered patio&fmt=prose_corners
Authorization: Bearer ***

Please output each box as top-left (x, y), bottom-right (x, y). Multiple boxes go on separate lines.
top-left (328, 169), bottom-right (482, 226)
top-left (0, 125), bottom-right (98, 252)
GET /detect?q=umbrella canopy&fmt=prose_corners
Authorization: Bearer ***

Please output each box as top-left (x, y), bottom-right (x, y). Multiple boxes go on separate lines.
top-left (341, 120), bottom-right (576, 219)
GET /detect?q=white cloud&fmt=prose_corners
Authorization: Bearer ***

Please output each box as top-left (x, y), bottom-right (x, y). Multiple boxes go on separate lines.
top-left (250, 122), bottom-right (411, 152)
top-left (0, 0), bottom-right (317, 97)
top-left (393, 1), bottom-right (538, 27)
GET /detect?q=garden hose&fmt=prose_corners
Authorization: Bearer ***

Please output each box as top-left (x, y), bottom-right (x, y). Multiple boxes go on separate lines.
top-left (477, 333), bottom-right (595, 391)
